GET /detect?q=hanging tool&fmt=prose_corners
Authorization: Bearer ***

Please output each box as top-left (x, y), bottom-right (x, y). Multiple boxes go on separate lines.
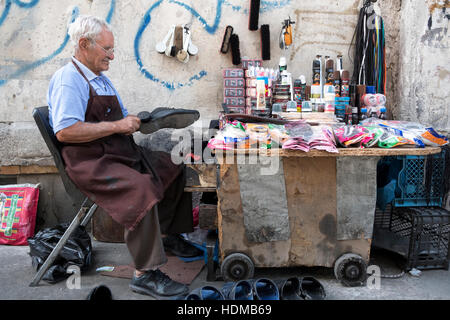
top-left (279, 16), bottom-right (295, 50)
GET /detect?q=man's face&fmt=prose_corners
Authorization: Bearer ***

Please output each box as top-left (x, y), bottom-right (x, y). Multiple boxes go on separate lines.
top-left (84, 28), bottom-right (114, 75)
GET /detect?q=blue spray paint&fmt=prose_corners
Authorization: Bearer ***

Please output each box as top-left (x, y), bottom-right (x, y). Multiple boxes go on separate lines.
top-left (222, 0), bottom-right (291, 14)
top-left (168, 0), bottom-right (223, 34)
top-left (0, 0), bottom-right (289, 89)
top-left (0, 0), bottom-right (40, 27)
top-left (106, 0), bottom-right (116, 23)
top-left (134, 0), bottom-right (290, 90)
top-left (0, 0), bottom-right (116, 87)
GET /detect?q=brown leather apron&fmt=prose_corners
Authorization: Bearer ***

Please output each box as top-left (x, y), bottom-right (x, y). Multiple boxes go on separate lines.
top-left (61, 60), bottom-right (182, 231)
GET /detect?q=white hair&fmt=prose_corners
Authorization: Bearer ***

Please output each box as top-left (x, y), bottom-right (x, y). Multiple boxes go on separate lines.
top-left (68, 15), bottom-right (112, 50)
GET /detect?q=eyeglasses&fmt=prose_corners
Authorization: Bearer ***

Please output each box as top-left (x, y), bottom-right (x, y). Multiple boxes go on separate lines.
top-left (92, 40), bottom-right (114, 56)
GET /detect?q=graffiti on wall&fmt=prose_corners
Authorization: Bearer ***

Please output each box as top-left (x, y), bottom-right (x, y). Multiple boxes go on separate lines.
top-left (422, 0), bottom-right (449, 48)
top-left (0, 0), bottom-right (289, 90)
top-left (0, 0), bottom-right (116, 87)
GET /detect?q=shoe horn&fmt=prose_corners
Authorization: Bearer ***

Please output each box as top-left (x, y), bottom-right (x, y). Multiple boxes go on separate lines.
top-left (156, 25), bottom-right (175, 54)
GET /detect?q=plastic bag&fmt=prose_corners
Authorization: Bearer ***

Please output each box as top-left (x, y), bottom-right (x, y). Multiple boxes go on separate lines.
top-left (333, 125), bottom-right (372, 147)
top-left (207, 121), bottom-right (249, 150)
top-left (308, 126), bottom-right (339, 153)
top-left (0, 184), bottom-right (40, 245)
top-left (360, 119), bottom-right (449, 147)
top-left (28, 223), bottom-right (92, 283)
top-left (362, 126), bottom-right (416, 148)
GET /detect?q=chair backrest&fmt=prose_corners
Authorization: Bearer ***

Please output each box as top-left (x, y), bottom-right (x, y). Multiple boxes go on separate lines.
top-left (32, 106), bottom-right (86, 204)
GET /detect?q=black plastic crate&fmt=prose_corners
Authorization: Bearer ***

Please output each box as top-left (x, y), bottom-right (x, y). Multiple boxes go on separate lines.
top-left (373, 206), bottom-right (450, 271)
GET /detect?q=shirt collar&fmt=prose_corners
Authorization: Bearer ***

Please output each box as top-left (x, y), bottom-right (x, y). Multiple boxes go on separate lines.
top-left (71, 56), bottom-right (103, 81)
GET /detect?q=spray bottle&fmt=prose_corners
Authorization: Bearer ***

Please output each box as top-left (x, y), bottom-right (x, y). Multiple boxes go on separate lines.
top-left (340, 70), bottom-right (350, 97)
top-left (333, 71), bottom-right (341, 97)
top-left (336, 55), bottom-right (343, 76)
top-left (312, 55), bottom-right (323, 99)
top-left (325, 56), bottom-right (334, 85)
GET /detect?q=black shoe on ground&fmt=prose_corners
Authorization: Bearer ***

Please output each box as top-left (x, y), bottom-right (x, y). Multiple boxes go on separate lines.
top-left (86, 285), bottom-right (113, 300)
top-left (129, 269), bottom-right (189, 298)
top-left (163, 234), bottom-right (204, 258)
top-left (138, 107), bottom-right (200, 134)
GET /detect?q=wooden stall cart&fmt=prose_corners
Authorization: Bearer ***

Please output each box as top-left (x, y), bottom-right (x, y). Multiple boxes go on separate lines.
top-left (215, 147), bottom-right (442, 286)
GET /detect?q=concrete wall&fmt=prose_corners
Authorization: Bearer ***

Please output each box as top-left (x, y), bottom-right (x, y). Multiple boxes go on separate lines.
top-left (394, 0), bottom-right (449, 130)
top-left (0, 1), bottom-right (449, 225)
top-left (1, 0), bottom-right (367, 167)
top-left (1, 0), bottom-right (448, 168)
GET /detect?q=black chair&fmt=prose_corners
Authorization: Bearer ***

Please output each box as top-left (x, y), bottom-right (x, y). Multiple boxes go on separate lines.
top-left (30, 106), bottom-right (98, 286)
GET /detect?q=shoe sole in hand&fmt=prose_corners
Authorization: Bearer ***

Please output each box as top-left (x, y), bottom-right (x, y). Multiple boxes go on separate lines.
top-left (139, 111), bottom-right (200, 134)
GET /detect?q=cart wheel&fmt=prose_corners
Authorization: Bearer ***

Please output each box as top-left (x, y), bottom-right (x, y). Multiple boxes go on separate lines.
top-left (334, 253), bottom-right (367, 287)
top-left (221, 253), bottom-right (255, 282)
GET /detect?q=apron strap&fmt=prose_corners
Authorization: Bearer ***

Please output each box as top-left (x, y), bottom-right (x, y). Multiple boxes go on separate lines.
top-left (71, 59), bottom-right (97, 97)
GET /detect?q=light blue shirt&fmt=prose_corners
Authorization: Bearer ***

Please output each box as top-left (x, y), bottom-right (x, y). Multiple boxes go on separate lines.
top-left (47, 57), bottom-right (128, 134)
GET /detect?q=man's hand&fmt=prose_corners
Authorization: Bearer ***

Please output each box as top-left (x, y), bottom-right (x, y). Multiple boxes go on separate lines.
top-left (56, 115), bottom-right (141, 144)
top-left (115, 115), bottom-right (141, 135)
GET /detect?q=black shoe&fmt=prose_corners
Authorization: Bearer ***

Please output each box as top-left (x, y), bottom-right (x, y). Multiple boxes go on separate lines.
top-left (138, 107), bottom-right (200, 134)
top-left (129, 269), bottom-right (189, 298)
top-left (87, 285), bottom-right (113, 300)
top-left (163, 234), bottom-right (204, 258)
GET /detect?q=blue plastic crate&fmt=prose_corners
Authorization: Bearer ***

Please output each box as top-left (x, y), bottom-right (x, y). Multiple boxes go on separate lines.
top-left (394, 151), bottom-right (446, 207)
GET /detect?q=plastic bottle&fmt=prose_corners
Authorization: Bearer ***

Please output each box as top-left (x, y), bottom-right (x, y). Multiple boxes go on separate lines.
top-left (340, 70), bottom-right (350, 97)
top-left (345, 104), bottom-right (352, 125)
top-left (379, 107), bottom-right (386, 120)
top-left (325, 56), bottom-right (334, 85)
top-left (279, 57), bottom-right (287, 73)
top-left (360, 108), bottom-right (368, 122)
top-left (333, 71), bottom-right (341, 97)
top-left (350, 85), bottom-right (359, 125)
top-left (369, 107), bottom-right (378, 118)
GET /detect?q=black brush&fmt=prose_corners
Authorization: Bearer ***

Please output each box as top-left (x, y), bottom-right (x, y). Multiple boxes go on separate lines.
top-left (230, 34), bottom-right (241, 65)
top-left (248, 0), bottom-right (260, 31)
top-left (220, 25), bottom-right (234, 54)
top-left (261, 24), bottom-right (270, 60)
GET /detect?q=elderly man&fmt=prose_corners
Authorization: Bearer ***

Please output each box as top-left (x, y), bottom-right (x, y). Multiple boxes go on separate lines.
top-left (47, 15), bottom-right (201, 298)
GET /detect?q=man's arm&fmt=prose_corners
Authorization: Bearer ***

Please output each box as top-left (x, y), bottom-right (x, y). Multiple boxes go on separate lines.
top-left (56, 115), bottom-right (141, 143)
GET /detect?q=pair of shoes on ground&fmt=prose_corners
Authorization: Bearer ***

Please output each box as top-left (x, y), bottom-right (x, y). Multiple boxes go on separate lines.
top-left (137, 107), bottom-right (200, 134)
top-left (184, 276), bottom-right (326, 300)
top-left (276, 276), bottom-right (326, 300)
top-left (183, 278), bottom-right (278, 301)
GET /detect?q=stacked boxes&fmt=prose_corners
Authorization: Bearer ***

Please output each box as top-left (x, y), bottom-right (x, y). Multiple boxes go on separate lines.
top-left (334, 97), bottom-right (350, 122)
top-left (222, 68), bottom-right (246, 113)
top-left (242, 59), bottom-right (264, 116)
top-left (222, 61), bottom-right (263, 115)
top-left (272, 83), bottom-right (290, 112)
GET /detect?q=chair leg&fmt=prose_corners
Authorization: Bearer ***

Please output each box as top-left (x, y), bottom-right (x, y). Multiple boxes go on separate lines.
top-left (29, 199), bottom-right (97, 287)
top-left (206, 232), bottom-right (217, 281)
top-left (81, 203), bottom-right (98, 227)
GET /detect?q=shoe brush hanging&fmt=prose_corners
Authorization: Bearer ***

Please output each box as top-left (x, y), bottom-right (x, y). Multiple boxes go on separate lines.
top-left (155, 24), bottom-right (198, 63)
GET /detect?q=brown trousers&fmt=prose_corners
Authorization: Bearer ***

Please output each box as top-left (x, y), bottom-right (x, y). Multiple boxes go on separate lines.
top-left (123, 168), bottom-right (193, 271)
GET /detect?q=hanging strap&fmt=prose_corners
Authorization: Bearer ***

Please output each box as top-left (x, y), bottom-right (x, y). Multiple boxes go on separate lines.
top-left (71, 59), bottom-right (97, 97)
